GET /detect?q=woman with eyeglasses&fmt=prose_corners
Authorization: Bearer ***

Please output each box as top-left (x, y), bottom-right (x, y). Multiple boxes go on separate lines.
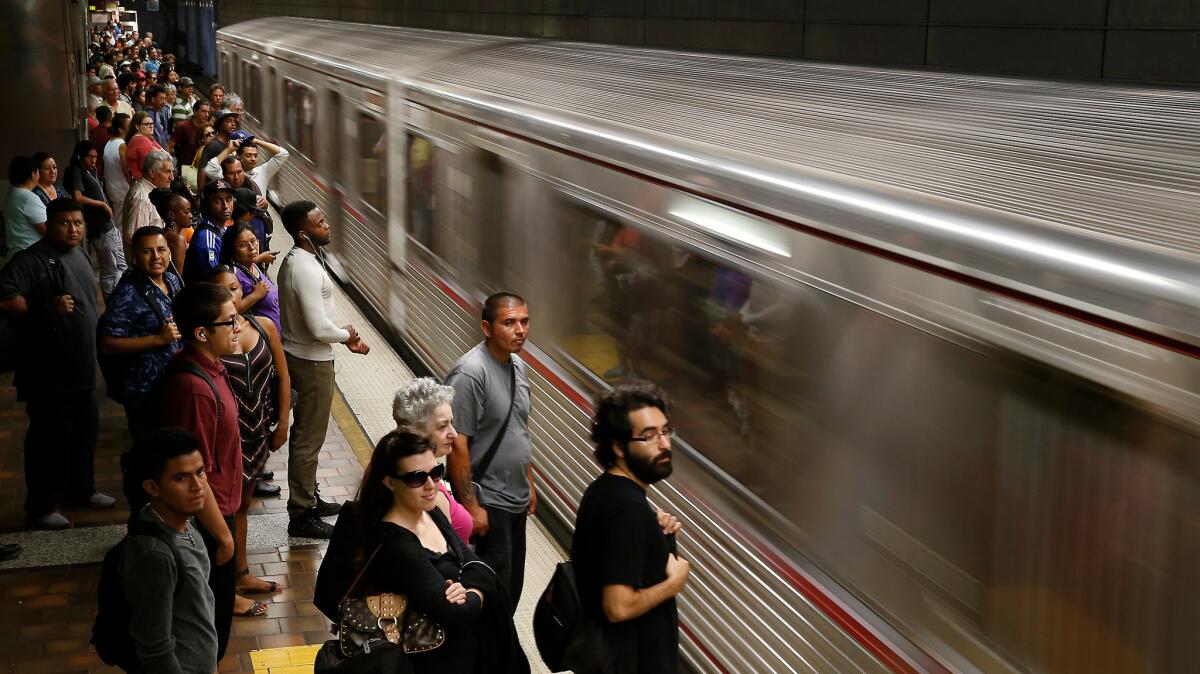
top-left (392, 377), bottom-right (473, 544)
top-left (103, 113), bottom-right (132, 225)
top-left (219, 221), bottom-right (281, 334)
top-left (124, 111), bottom-right (163, 182)
top-left (314, 429), bottom-right (529, 673)
top-left (207, 265), bottom-right (291, 618)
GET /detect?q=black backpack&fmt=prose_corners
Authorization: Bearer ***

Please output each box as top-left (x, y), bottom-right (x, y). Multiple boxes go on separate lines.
top-left (533, 561), bottom-right (584, 672)
top-left (91, 518), bottom-right (185, 671)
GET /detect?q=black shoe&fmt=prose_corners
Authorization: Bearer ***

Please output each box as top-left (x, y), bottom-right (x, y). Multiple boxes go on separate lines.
top-left (0, 543), bottom-right (20, 562)
top-left (258, 470), bottom-right (274, 481)
top-left (313, 496), bottom-right (342, 518)
top-left (253, 480), bottom-right (281, 497)
top-left (288, 514), bottom-right (334, 539)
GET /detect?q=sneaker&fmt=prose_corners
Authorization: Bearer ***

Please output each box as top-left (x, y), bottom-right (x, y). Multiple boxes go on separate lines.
top-left (65, 491), bottom-right (117, 509)
top-left (313, 496), bottom-right (342, 518)
top-left (288, 513), bottom-right (334, 539)
top-left (31, 512), bottom-right (71, 530)
top-left (0, 543), bottom-right (21, 562)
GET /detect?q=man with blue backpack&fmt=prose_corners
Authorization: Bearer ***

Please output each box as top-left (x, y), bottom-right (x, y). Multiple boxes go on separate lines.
top-left (92, 426), bottom-right (218, 673)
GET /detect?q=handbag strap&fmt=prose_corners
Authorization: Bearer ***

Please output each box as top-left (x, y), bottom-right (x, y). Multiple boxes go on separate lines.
top-left (341, 544), bottom-right (383, 605)
top-left (474, 358), bottom-right (516, 480)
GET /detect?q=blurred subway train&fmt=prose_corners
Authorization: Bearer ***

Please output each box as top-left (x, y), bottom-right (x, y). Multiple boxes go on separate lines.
top-left (216, 18), bottom-right (1200, 673)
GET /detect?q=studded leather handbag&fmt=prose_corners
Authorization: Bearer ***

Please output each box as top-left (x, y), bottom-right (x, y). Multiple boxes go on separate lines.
top-left (335, 546), bottom-right (446, 658)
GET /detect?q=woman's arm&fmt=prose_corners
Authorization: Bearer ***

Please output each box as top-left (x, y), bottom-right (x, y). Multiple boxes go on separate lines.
top-left (260, 317), bottom-right (292, 451)
top-left (376, 528), bottom-right (482, 629)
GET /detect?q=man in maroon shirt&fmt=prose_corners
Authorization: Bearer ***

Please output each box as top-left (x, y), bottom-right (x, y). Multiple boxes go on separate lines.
top-left (158, 282), bottom-right (244, 656)
top-left (170, 100), bottom-right (212, 169)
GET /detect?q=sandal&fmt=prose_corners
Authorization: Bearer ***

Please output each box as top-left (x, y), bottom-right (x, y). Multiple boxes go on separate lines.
top-left (236, 568), bottom-right (285, 594)
top-left (237, 600), bottom-right (268, 618)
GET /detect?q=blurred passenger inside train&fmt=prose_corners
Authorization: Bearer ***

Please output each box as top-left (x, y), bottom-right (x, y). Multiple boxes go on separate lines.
top-left (157, 282), bottom-right (242, 655)
top-left (277, 200), bottom-right (369, 539)
top-left (183, 179), bottom-right (236, 285)
top-left (197, 109), bottom-right (239, 191)
top-left (220, 219), bottom-right (280, 333)
top-left (392, 377), bottom-right (472, 544)
top-left (98, 225), bottom-right (183, 441)
top-left (30, 152), bottom-right (64, 206)
top-left (0, 198), bottom-right (113, 530)
top-left (570, 381), bottom-right (689, 674)
top-left (121, 149), bottom-right (172, 243)
top-left (209, 264), bottom-right (292, 618)
top-left (63, 140), bottom-right (124, 297)
top-left (445, 292), bottom-right (534, 612)
top-left (3, 155), bottom-right (47, 260)
top-left (314, 429), bottom-right (530, 673)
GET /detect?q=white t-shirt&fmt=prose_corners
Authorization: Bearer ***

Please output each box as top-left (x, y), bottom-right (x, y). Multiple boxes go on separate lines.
top-left (102, 138), bottom-right (130, 230)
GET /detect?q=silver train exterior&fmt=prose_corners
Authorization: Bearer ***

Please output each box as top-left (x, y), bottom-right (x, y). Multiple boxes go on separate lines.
top-left (216, 17), bottom-right (1200, 674)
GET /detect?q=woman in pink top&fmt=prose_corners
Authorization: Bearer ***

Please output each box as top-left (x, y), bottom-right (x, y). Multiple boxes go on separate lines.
top-left (393, 378), bottom-right (473, 544)
top-left (124, 111), bottom-right (162, 181)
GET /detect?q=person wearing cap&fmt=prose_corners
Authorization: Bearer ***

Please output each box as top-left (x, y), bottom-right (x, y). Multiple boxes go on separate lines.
top-left (226, 188), bottom-right (275, 267)
top-left (87, 75), bottom-right (105, 115)
top-left (172, 77), bottom-right (197, 124)
top-left (183, 180), bottom-right (236, 285)
top-left (197, 110), bottom-right (239, 192)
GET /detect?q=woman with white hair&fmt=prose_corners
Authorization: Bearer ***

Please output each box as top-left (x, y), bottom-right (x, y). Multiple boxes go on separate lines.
top-left (393, 377), bottom-right (473, 543)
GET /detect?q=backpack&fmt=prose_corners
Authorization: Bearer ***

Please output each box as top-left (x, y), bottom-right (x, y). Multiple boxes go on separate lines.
top-left (533, 561), bottom-right (584, 672)
top-left (91, 518), bottom-right (185, 671)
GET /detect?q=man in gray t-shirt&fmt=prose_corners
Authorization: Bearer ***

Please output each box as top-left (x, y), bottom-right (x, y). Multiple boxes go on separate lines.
top-left (446, 292), bottom-right (533, 609)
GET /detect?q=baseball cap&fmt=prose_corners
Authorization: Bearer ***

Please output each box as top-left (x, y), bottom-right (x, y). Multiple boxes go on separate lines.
top-left (202, 179), bottom-right (236, 199)
top-left (179, 76), bottom-right (194, 87)
top-left (229, 130), bottom-right (255, 145)
top-left (231, 188), bottom-right (265, 219)
top-left (213, 109), bottom-right (240, 124)
top-left (87, 75), bottom-right (102, 86)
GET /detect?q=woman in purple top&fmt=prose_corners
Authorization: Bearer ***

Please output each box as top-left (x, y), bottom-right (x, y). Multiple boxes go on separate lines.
top-left (392, 378), bottom-right (474, 544)
top-left (219, 222), bottom-right (281, 334)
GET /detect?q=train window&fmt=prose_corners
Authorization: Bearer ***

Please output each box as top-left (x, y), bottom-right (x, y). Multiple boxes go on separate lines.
top-left (406, 133), bottom-right (437, 251)
top-left (357, 112), bottom-right (387, 214)
top-left (282, 79), bottom-right (315, 161)
top-left (240, 61), bottom-right (261, 121)
top-left (220, 52), bottom-right (230, 83)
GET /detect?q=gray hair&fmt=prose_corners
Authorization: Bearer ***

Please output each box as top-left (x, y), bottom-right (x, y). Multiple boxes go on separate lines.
top-left (222, 93), bottom-right (243, 110)
top-left (393, 377), bottom-right (456, 429)
top-left (142, 149), bottom-right (173, 175)
top-left (164, 84), bottom-right (176, 94)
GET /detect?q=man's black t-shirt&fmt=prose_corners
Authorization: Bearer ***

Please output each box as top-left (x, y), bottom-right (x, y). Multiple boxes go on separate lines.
top-left (571, 471), bottom-right (679, 674)
top-left (0, 239), bottom-right (99, 399)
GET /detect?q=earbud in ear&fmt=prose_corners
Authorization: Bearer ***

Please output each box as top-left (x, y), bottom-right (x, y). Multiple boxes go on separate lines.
top-left (199, 330), bottom-right (207, 342)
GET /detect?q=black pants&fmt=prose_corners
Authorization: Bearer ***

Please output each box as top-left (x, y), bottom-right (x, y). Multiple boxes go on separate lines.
top-left (122, 393), bottom-right (157, 446)
top-left (475, 506), bottom-right (527, 614)
top-left (198, 514), bottom-right (236, 660)
top-left (23, 390), bottom-right (98, 517)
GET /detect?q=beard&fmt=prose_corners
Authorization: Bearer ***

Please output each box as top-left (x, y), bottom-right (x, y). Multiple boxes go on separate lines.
top-left (626, 448), bottom-right (673, 485)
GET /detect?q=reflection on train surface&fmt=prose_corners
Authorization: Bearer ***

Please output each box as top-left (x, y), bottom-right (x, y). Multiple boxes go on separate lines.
top-left (219, 17), bottom-right (1200, 673)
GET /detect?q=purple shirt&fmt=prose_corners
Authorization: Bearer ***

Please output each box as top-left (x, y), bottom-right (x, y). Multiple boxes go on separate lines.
top-left (235, 264), bottom-right (281, 335)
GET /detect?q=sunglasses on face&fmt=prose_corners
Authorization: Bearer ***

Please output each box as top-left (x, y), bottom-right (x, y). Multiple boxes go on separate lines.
top-left (394, 463), bottom-right (446, 488)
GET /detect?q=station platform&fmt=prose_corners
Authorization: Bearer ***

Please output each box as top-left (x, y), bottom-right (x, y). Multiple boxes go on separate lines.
top-left (0, 226), bottom-right (565, 674)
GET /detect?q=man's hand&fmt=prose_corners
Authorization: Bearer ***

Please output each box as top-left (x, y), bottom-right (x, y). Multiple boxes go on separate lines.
top-left (656, 509), bottom-right (681, 536)
top-left (467, 502), bottom-right (490, 537)
top-left (665, 553), bottom-right (691, 590)
top-left (53, 295), bottom-right (75, 315)
top-left (347, 336), bottom-right (370, 355)
top-left (255, 195), bottom-right (268, 209)
top-left (527, 478), bottom-right (538, 516)
top-left (157, 319), bottom-right (181, 346)
top-left (342, 324), bottom-right (358, 343)
top-left (227, 139), bottom-right (241, 152)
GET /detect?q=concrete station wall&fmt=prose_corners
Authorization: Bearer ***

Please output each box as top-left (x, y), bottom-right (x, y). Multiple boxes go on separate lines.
top-left (214, 0), bottom-right (1200, 86)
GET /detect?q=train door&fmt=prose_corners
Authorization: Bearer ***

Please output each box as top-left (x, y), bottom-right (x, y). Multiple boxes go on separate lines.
top-left (337, 90), bottom-right (390, 315)
top-left (321, 88), bottom-right (345, 263)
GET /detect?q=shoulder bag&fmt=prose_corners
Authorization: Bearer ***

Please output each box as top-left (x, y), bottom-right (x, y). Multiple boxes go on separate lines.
top-left (335, 544), bottom-right (446, 659)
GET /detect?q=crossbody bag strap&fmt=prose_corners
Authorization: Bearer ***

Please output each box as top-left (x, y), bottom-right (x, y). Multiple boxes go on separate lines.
top-left (473, 358), bottom-right (516, 481)
top-left (341, 544), bottom-right (383, 605)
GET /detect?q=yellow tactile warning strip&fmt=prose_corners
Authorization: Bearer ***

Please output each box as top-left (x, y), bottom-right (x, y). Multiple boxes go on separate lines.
top-left (250, 643), bottom-right (324, 673)
top-left (332, 388), bottom-right (376, 469)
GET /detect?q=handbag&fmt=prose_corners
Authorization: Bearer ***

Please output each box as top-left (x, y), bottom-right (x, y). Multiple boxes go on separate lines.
top-left (335, 545), bottom-right (446, 659)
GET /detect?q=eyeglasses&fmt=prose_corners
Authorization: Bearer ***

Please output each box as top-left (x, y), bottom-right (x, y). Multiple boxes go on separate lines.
top-left (204, 318), bottom-right (237, 330)
top-left (394, 463), bottom-right (446, 488)
top-left (139, 121), bottom-right (153, 127)
top-left (202, 131), bottom-right (216, 137)
top-left (628, 426), bottom-right (674, 445)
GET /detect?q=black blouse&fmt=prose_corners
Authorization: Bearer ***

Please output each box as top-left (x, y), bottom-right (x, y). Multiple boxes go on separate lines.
top-left (367, 509), bottom-right (483, 672)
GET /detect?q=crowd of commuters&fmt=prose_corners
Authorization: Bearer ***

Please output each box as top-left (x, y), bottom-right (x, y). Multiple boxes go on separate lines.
top-left (1, 20), bottom-right (691, 673)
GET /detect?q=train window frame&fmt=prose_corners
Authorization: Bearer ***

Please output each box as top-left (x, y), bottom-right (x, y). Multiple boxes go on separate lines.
top-left (239, 60), bottom-right (262, 123)
top-left (281, 77), bottom-right (317, 164)
top-left (355, 108), bottom-right (387, 217)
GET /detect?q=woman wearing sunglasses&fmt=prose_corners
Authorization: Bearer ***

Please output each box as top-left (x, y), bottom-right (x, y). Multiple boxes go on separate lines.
top-left (208, 265), bottom-right (292, 618)
top-left (392, 377), bottom-right (473, 544)
top-left (314, 430), bottom-right (529, 673)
